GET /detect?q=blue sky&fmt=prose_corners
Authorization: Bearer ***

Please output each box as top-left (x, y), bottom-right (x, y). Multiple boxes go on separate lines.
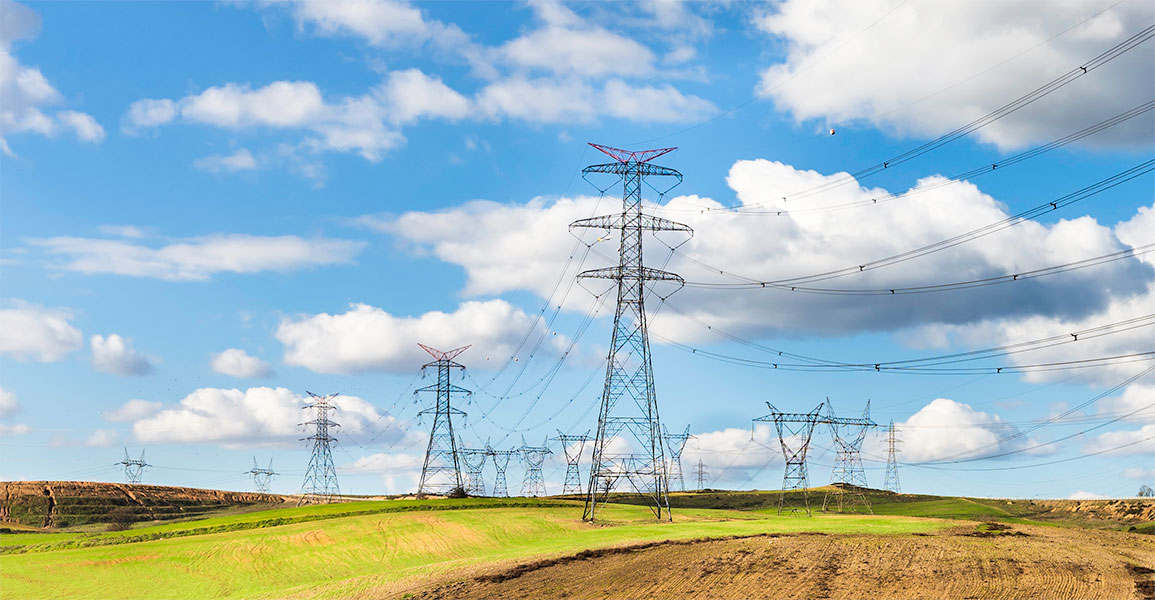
top-left (1, 0), bottom-right (1152, 499)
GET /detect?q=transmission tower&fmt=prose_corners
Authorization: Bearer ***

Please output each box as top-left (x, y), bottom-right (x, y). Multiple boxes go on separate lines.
top-left (694, 458), bottom-right (708, 491)
top-left (415, 344), bottom-right (470, 497)
top-left (822, 399), bottom-right (876, 514)
top-left (487, 446), bottom-right (517, 497)
top-left (458, 440), bottom-right (489, 496)
top-left (518, 436), bottom-right (552, 497)
top-left (754, 404), bottom-right (823, 516)
top-left (884, 420), bottom-right (902, 493)
top-left (573, 143), bottom-right (692, 522)
top-left (301, 391), bottom-right (340, 502)
top-left (552, 430), bottom-right (592, 495)
top-left (663, 424), bottom-right (694, 492)
top-left (247, 457), bottom-right (277, 493)
top-left (117, 448), bottom-right (150, 484)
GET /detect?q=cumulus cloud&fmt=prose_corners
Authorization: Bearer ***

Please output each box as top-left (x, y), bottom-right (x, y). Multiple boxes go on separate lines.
top-left (97, 225), bottom-right (146, 238)
top-left (499, 25), bottom-right (655, 77)
top-left (341, 451), bottom-right (426, 493)
top-left (0, 0), bottom-right (103, 154)
top-left (370, 160), bottom-right (1153, 346)
top-left (1100, 383), bottom-right (1155, 423)
top-left (1085, 423), bottom-right (1155, 455)
top-left (0, 386), bottom-right (20, 419)
top-left (91, 334), bottom-right (155, 376)
top-left (265, 0), bottom-right (469, 50)
top-left (276, 299), bottom-right (563, 374)
top-left (896, 398), bottom-right (1019, 462)
top-left (756, 0), bottom-right (1154, 149)
top-left (0, 423), bottom-right (30, 435)
top-left (85, 429), bottom-right (118, 447)
top-left (104, 398), bottom-right (162, 422)
top-left (0, 301), bottom-right (83, 362)
top-left (1068, 490), bottom-right (1109, 500)
top-left (27, 233), bottom-right (365, 281)
top-left (132, 387), bottom-right (401, 447)
top-left (680, 424), bottom-right (781, 489)
top-left (1123, 467), bottom-right (1155, 480)
top-left (193, 148), bottom-right (258, 172)
top-left (210, 348), bottom-right (273, 378)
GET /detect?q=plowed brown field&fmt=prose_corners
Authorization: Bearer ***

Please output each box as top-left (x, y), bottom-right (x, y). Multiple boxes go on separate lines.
top-left (411, 523), bottom-right (1155, 600)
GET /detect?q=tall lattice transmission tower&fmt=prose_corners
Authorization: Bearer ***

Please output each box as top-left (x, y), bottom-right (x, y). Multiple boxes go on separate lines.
top-left (247, 457), bottom-right (277, 493)
top-left (572, 143), bottom-right (692, 522)
top-left (884, 420), bottom-right (902, 493)
top-left (822, 399), bottom-right (876, 513)
top-left (518, 436), bottom-right (552, 497)
top-left (754, 404), bottom-right (822, 516)
top-left (553, 430), bottom-right (592, 495)
top-left (458, 440), bottom-right (489, 496)
top-left (301, 391), bottom-right (340, 502)
top-left (694, 458), bottom-right (708, 491)
top-left (663, 425), bottom-right (694, 492)
top-left (117, 448), bottom-right (149, 484)
top-left (487, 445), bottom-right (516, 497)
top-left (415, 344), bottom-right (470, 496)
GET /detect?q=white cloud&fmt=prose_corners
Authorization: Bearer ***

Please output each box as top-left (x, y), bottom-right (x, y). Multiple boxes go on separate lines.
top-left (28, 233), bottom-right (365, 281)
top-left (1100, 383), bottom-right (1155, 423)
top-left (85, 429), bottom-right (118, 447)
top-left (91, 334), bottom-right (155, 376)
top-left (756, 0), bottom-right (1154, 149)
top-left (898, 398), bottom-right (1018, 462)
top-left (475, 77), bottom-right (714, 124)
top-left (0, 423), bottom-right (29, 435)
top-left (0, 1), bottom-right (103, 153)
top-left (132, 387), bottom-right (399, 447)
top-left (680, 424), bottom-right (780, 488)
top-left (122, 98), bottom-right (176, 132)
top-left (104, 399), bottom-right (162, 422)
top-left (601, 78), bottom-right (715, 122)
top-left (0, 386), bottom-right (20, 419)
top-left (342, 451), bottom-right (425, 493)
top-left (1085, 423), bottom-right (1155, 455)
top-left (0, 302), bottom-right (82, 362)
top-left (499, 26), bottom-right (655, 77)
top-left (1068, 490), bottom-right (1109, 500)
top-left (97, 225), bottom-right (146, 238)
top-left (377, 68), bottom-right (471, 124)
top-left (371, 161), bottom-right (1153, 345)
top-left (277, 299), bottom-right (562, 374)
top-left (211, 348), bottom-right (273, 378)
top-left (1123, 467), bottom-right (1155, 480)
top-left (193, 148), bottom-right (258, 172)
top-left (268, 0), bottom-right (468, 50)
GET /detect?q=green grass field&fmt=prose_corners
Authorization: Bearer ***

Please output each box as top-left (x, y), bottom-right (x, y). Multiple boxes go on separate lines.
top-left (1, 498), bottom-right (949, 600)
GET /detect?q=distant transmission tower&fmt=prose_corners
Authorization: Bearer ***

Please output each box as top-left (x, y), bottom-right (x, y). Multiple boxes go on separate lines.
top-left (458, 440), bottom-right (489, 496)
top-left (754, 404), bottom-right (822, 516)
top-left (247, 457), bottom-right (277, 493)
top-left (415, 344), bottom-right (470, 496)
top-left (117, 448), bottom-right (150, 484)
top-left (487, 446), bottom-right (517, 497)
top-left (552, 430), bottom-right (592, 495)
top-left (663, 425), bottom-right (694, 492)
top-left (518, 436), bottom-right (552, 497)
top-left (301, 391), bottom-right (340, 502)
top-left (823, 399), bottom-right (876, 514)
top-left (694, 459), bottom-right (708, 491)
top-left (884, 420), bottom-right (902, 493)
top-left (573, 143), bottom-right (692, 522)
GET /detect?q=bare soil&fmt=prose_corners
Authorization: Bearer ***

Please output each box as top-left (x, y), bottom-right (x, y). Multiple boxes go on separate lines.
top-left (409, 523), bottom-right (1155, 600)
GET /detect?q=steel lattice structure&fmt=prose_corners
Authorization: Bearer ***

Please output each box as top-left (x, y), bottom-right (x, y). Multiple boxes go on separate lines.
top-left (487, 446), bottom-right (517, 498)
top-left (416, 344), bottom-right (470, 497)
top-left (301, 391), bottom-right (340, 502)
top-left (552, 430), bottom-right (592, 495)
top-left (117, 448), bottom-right (150, 484)
top-left (247, 457), bottom-right (277, 493)
top-left (663, 425), bottom-right (694, 492)
top-left (884, 420), bottom-right (902, 493)
top-left (458, 441), bottom-right (489, 496)
top-left (518, 436), bottom-right (552, 497)
top-left (822, 399), bottom-right (876, 513)
top-left (694, 458), bottom-right (708, 491)
top-left (573, 143), bottom-right (692, 522)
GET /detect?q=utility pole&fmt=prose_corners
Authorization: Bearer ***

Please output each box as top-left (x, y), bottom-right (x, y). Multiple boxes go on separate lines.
top-left (694, 459), bottom-right (708, 492)
top-left (552, 430), bottom-right (592, 495)
top-left (458, 440), bottom-right (489, 496)
top-left (572, 143), bottom-right (692, 522)
top-left (663, 424), bottom-right (694, 492)
top-left (823, 399), bottom-right (876, 514)
top-left (518, 436), bottom-right (552, 497)
top-left (247, 457), bottom-right (277, 493)
top-left (884, 420), bottom-right (902, 493)
top-left (415, 344), bottom-right (470, 497)
top-left (117, 448), bottom-right (150, 484)
top-left (487, 446), bottom-right (517, 498)
top-left (301, 391), bottom-right (340, 502)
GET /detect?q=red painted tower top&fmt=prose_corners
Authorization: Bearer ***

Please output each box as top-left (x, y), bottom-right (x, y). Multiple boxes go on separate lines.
top-left (418, 343), bottom-right (471, 361)
top-left (590, 143), bottom-right (677, 164)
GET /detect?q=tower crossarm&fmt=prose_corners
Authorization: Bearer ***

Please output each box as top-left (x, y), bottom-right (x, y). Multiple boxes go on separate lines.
top-left (589, 143), bottom-right (677, 164)
top-left (570, 214), bottom-right (693, 235)
top-left (415, 383), bottom-right (471, 395)
top-left (583, 162), bottom-right (683, 179)
top-left (576, 266), bottom-right (685, 284)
